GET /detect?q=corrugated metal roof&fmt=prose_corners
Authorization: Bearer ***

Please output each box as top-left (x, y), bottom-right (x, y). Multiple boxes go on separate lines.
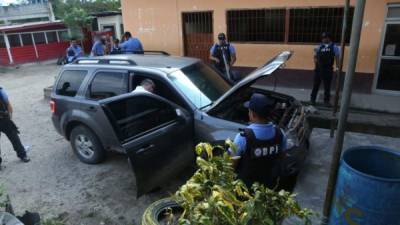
top-left (0, 20), bottom-right (65, 33)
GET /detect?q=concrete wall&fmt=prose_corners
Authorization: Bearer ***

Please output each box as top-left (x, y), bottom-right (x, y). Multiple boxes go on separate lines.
top-left (121, 0), bottom-right (398, 74)
top-left (97, 15), bottom-right (123, 40)
top-left (0, 3), bottom-right (54, 25)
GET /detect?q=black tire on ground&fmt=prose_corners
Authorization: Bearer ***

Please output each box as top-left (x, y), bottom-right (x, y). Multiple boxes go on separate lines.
top-left (70, 125), bottom-right (105, 164)
top-left (142, 198), bottom-right (182, 225)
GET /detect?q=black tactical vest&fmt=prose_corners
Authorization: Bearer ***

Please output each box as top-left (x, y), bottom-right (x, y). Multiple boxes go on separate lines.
top-left (212, 43), bottom-right (231, 69)
top-left (317, 43), bottom-right (335, 70)
top-left (236, 127), bottom-right (283, 189)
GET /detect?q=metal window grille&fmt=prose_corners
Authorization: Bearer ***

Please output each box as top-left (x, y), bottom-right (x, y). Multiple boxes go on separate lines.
top-left (21, 33), bottom-right (33, 46)
top-left (227, 9), bottom-right (286, 43)
top-left (8, 34), bottom-right (21, 47)
top-left (0, 35), bottom-right (6, 48)
top-left (46, 32), bottom-right (58, 43)
top-left (289, 7), bottom-right (354, 43)
top-left (33, 32), bottom-right (46, 44)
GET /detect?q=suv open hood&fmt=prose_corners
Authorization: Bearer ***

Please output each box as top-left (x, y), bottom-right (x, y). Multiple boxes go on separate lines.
top-left (207, 51), bottom-right (293, 112)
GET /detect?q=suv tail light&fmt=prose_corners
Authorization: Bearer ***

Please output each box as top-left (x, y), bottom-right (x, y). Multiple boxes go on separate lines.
top-left (50, 100), bottom-right (56, 114)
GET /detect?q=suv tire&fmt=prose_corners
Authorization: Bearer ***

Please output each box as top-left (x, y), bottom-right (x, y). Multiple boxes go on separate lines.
top-left (70, 125), bottom-right (105, 164)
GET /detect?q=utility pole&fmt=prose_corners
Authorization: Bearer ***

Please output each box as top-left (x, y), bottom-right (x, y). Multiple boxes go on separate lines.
top-left (330, 0), bottom-right (350, 138)
top-left (322, 0), bottom-right (366, 224)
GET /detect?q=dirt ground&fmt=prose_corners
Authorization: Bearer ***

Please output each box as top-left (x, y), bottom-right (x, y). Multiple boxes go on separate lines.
top-left (0, 63), bottom-right (187, 225)
top-left (0, 63), bottom-right (399, 225)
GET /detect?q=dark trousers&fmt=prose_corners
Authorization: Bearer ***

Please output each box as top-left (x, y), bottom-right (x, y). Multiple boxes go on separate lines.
top-left (311, 68), bottom-right (333, 103)
top-left (0, 118), bottom-right (26, 158)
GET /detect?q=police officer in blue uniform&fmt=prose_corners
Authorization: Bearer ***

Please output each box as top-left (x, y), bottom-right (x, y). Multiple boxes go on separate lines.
top-left (210, 33), bottom-right (237, 79)
top-left (66, 39), bottom-right (83, 63)
top-left (0, 87), bottom-right (30, 164)
top-left (91, 35), bottom-right (105, 57)
top-left (119, 32), bottom-right (144, 54)
top-left (310, 32), bottom-right (340, 105)
top-left (231, 93), bottom-right (287, 189)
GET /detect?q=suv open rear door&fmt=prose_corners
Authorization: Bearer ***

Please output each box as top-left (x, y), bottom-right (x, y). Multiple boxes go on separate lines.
top-left (99, 93), bottom-right (194, 197)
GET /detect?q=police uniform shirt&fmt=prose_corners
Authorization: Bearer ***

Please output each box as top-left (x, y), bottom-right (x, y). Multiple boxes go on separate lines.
top-left (314, 43), bottom-right (341, 58)
top-left (91, 40), bottom-right (105, 56)
top-left (231, 123), bottom-right (287, 157)
top-left (0, 88), bottom-right (9, 105)
top-left (119, 37), bottom-right (144, 53)
top-left (210, 43), bottom-right (236, 56)
top-left (66, 45), bottom-right (83, 57)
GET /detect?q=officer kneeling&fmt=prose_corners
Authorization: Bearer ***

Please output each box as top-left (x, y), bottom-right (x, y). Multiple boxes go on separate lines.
top-left (231, 93), bottom-right (287, 189)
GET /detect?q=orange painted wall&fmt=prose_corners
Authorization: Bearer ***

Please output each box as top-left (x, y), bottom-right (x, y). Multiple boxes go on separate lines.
top-left (121, 0), bottom-right (399, 74)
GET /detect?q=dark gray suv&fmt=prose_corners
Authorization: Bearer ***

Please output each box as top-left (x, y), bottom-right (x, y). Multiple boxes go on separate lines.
top-left (51, 51), bottom-right (310, 196)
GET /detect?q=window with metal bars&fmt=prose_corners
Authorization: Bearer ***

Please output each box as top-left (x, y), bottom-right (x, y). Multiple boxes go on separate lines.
top-left (289, 7), bottom-right (354, 43)
top-left (227, 7), bottom-right (354, 44)
top-left (227, 9), bottom-right (286, 43)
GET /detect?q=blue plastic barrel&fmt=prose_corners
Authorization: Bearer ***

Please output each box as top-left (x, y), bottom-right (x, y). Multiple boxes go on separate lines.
top-left (329, 146), bottom-right (400, 225)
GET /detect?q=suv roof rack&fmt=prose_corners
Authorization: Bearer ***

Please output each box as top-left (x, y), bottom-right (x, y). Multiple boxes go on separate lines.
top-left (110, 50), bottom-right (170, 56)
top-left (73, 58), bottom-right (137, 65)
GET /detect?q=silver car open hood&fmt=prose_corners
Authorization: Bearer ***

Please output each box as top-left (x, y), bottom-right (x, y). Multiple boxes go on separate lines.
top-left (206, 51), bottom-right (293, 112)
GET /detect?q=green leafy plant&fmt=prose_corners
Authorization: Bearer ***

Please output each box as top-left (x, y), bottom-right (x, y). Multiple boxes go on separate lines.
top-left (173, 141), bottom-right (313, 225)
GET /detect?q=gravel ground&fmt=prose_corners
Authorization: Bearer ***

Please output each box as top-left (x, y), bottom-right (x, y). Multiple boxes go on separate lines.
top-left (0, 63), bottom-right (399, 225)
top-left (0, 63), bottom-right (187, 225)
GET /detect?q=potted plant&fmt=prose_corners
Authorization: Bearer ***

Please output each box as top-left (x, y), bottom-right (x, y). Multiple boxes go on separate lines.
top-left (142, 141), bottom-right (313, 225)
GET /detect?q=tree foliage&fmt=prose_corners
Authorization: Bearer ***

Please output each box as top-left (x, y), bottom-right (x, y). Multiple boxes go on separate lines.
top-left (173, 141), bottom-right (314, 225)
top-left (50, 0), bottom-right (120, 38)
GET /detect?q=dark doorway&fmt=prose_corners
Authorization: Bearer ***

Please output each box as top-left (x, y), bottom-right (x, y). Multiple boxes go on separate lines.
top-left (103, 25), bottom-right (116, 39)
top-left (182, 11), bottom-right (213, 62)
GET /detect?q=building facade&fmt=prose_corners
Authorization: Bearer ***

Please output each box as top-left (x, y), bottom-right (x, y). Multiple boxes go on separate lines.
top-left (0, 21), bottom-right (69, 65)
top-left (93, 11), bottom-right (124, 40)
top-left (121, 0), bottom-right (400, 95)
top-left (0, 0), bottom-right (55, 25)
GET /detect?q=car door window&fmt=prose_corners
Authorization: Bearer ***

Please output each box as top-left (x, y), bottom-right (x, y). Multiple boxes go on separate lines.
top-left (89, 71), bottom-right (128, 100)
top-left (56, 70), bottom-right (88, 97)
top-left (104, 96), bottom-right (178, 142)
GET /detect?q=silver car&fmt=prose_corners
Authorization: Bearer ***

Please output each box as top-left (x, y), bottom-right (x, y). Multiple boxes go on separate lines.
top-left (51, 51), bottom-right (310, 197)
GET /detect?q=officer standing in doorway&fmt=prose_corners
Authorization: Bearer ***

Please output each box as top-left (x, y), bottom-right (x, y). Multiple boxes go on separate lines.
top-left (310, 32), bottom-right (340, 106)
top-left (210, 33), bottom-right (237, 80)
top-left (230, 93), bottom-right (287, 189)
top-left (0, 87), bottom-right (30, 165)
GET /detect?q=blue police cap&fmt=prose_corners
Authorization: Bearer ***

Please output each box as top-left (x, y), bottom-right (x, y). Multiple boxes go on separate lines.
top-left (244, 93), bottom-right (275, 116)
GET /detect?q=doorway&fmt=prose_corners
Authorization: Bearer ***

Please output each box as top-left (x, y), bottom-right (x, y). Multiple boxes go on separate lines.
top-left (182, 11), bottom-right (213, 62)
top-left (373, 5), bottom-right (400, 95)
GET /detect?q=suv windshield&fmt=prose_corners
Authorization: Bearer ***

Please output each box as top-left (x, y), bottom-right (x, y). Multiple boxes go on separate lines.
top-left (168, 62), bottom-right (231, 108)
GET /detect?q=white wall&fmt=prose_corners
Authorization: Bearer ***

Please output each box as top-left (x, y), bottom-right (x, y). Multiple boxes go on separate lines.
top-left (97, 15), bottom-right (123, 40)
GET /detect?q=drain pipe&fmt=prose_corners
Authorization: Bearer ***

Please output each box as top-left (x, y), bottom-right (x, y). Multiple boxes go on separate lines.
top-left (322, 0), bottom-right (366, 224)
top-left (330, 0), bottom-right (350, 138)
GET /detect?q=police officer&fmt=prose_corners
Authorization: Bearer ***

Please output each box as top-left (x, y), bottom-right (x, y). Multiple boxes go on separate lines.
top-left (310, 32), bottom-right (340, 106)
top-left (0, 87), bottom-right (30, 164)
top-left (66, 39), bottom-right (83, 63)
top-left (231, 93), bottom-right (287, 189)
top-left (110, 38), bottom-right (122, 54)
top-left (91, 35), bottom-right (105, 57)
top-left (119, 32), bottom-right (144, 54)
top-left (209, 33), bottom-right (237, 79)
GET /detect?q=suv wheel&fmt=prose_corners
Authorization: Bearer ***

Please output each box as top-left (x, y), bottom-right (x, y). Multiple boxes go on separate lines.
top-left (70, 125), bottom-right (105, 164)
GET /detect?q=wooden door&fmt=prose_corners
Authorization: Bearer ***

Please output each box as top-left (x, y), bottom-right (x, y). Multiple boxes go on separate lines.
top-left (182, 11), bottom-right (213, 62)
